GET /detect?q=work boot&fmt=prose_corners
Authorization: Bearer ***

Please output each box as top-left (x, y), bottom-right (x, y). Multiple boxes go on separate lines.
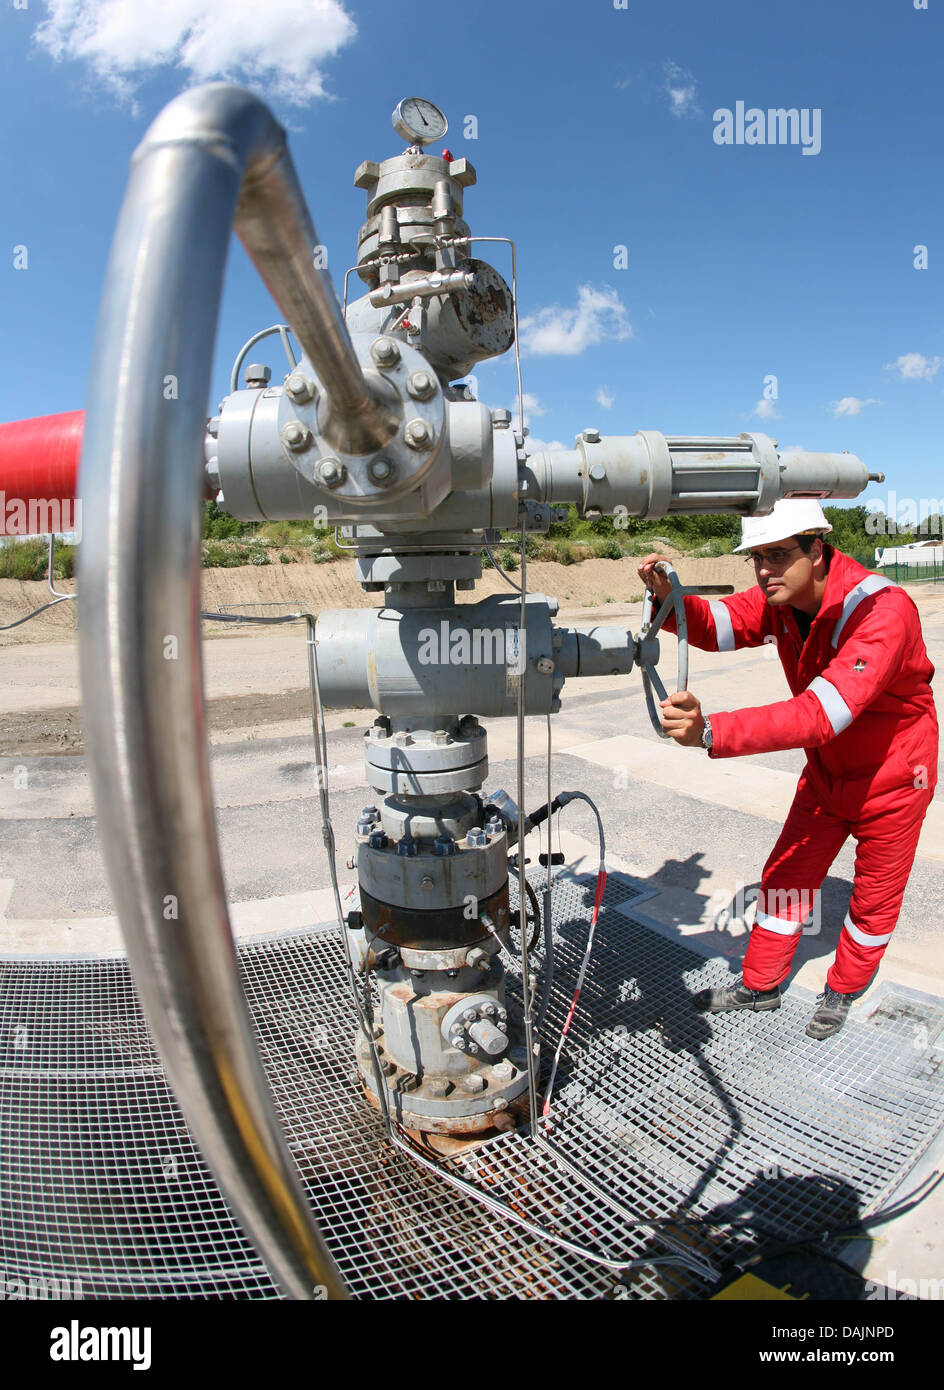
top-left (805, 987), bottom-right (853, 1040)
top-left (693, 981), bottom-right (781, 1014)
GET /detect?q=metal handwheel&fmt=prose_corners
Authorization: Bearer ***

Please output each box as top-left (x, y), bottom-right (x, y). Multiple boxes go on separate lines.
top-left (636, 562), bottom-right (690, 739)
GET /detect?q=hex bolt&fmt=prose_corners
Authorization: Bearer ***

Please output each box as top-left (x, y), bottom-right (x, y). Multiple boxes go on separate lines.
top-left (281, 420), bottom-right (312, 452)
top-left (370, 337), bottom-right (400, 367)
top-left (433, 835), bottom-right (457, 857)
top-left (462, 1009), bottom-right (477, 1023)
top-left (380, 1060), bottom-right (397, 1076)
top-left (244, 363), bottom-right (271, 388)
top-left (454, 1037), bottom-right (467, 1051)
top-left (426, 1078), bottom-right (453, 1098)
top-left (461, 1073), bottom-right (486, 1094)
top-left (285, 373), bottom-right (315, 403)
top-left (396, 835), bottom-right (418, 857)
top-left (482, 1003), bottom-right (497, 1018)
top-left (368, 457), bottom-right (396, 485)
top-left (582, 426), bottom-right (601, 443)
top-left (589, 462), bottom-right (607, 482)
top-left (420, 876), bottom-right (434, 891)
top-left (491, 408), bottom-right (512, 429)
top-left (466, 828), bottom-right (486, 848)
top-left (368, 829), bottom-right (388, 849)
top-left (407, 370), bottom-right (436, 400)
top-left (317, 457), bottom-right (345, 488)
top-left (496, 1020), bottom-right (509, 1033)
top-left (404, 418), bottom-right (434, 450)
top-left (491, 1060), bottom-right (516, 1083)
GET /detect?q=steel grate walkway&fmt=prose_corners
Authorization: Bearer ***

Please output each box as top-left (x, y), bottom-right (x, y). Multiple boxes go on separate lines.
top-left (1, 871), bottom-right (943, 1299)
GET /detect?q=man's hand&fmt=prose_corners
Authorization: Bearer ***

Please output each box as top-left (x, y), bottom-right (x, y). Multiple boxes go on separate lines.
top-left (660, 690), bottom-right (705, 747)
top-left (636, 553), bottom-right (674, 605)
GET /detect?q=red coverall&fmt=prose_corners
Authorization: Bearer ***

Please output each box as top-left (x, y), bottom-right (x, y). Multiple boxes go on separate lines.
top-left (664, 545), bottom-right (938, 993)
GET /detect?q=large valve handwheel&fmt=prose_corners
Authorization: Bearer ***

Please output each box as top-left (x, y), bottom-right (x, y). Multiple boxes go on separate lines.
top-left (636, 562), bottom-right (689, 739)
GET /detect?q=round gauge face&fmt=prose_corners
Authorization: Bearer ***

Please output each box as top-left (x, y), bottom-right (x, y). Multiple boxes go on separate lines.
top-left (392, 97), bottom-right (448, 146)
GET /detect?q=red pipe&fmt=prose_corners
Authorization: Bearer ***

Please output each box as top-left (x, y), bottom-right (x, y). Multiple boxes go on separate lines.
top-left (0, 410), bottom-right (83, 535)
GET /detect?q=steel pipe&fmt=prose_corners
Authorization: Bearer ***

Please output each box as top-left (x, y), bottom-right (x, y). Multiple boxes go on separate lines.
top-left (78, 83), bottom-right (347, 1300)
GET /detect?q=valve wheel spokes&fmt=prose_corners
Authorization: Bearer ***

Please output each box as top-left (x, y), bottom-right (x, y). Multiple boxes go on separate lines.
top-left (637, 562), bottom-right (689, 740)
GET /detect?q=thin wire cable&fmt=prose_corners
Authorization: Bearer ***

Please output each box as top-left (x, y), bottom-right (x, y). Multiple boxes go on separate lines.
top-left (229, 323), bottom-right (297, 394)
top-left (483, 537), bottom-right (522, 593)
top-left (0, 534), bottom-right (76, 631)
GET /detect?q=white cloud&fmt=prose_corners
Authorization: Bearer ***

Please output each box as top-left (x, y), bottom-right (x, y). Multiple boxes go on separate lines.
top-left (519, 285), bottom-right (631, 356)
top-left (524, 437), bottom-right (566, 453)
top-left (515, 392), bottom-right (546, 419)
top-left (883, 352), bottom-right (943, 382)
top-left (595, 387), bottom-right (615, 409)
top-left (34, 0), bottom-right (356, 108)
top-left (752, 398), bottom-right (780, 420)
top-left (831, 396), bottom-right (881, 417)
top-left (663, 61), bottom-right (701, 119)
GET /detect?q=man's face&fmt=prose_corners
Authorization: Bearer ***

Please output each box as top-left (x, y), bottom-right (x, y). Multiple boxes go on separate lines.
top-left (748, 536), bottom-right (821, 606)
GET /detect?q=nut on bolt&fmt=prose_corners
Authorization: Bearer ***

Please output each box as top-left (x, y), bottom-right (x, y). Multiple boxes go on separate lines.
top-left (244, 363), bottom-right (271, 388)
top-left (582, 426), bottom-right (601, 443)
top-left (317, 457), bottom-right (345, 488)
top-left (407, 371), bottom-right (436, 400)
top-left (281, 420), bottom-right (312, 452)
top-left (370, 337), bottom-right (400, 367)
top-left (285, 373), bottom-right (315, 403)
top-left (368, 457), bottom-right (396, 485)
top-left (404, 418), bottom-right (434, 450)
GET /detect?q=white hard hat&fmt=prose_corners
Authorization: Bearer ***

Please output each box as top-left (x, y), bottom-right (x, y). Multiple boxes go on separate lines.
top-left (733, 499), bottom-right (833, 553)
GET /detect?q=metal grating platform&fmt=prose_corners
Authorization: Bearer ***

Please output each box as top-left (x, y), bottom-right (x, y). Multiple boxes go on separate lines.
top-left (2, 871), bottom-right (943, 1299)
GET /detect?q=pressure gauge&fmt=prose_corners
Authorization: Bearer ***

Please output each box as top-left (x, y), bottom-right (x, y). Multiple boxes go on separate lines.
top-left (392, 97), bottom-right (448, 147)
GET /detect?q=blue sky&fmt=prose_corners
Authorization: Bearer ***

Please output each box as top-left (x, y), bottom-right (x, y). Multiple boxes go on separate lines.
top-left (1, 0), bottom-right (941, 519)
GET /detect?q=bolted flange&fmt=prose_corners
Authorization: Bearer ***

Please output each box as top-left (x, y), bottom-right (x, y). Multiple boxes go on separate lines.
top-left (370, 336), bottom-right (401, 367)
top-left (317, 457), bottom-right (346, 487)
top-left (368, 456), bottom-right (397, 485)
top-left (285, 372), bottom-right (316, 403)
top-left (404, 418), bottom-right (434, 450)
top-left (406, 370), bottom-right (437, 400)
top-left (281, 420), bottom-right (312, 452)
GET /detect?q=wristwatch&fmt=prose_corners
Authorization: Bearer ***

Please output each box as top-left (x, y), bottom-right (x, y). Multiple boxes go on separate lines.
top-left (701, 716), bottom-right (713, 753)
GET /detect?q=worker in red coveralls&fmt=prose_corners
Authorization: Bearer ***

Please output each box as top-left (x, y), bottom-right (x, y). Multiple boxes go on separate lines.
top-left (638, 499), bottom-right (939, 1039)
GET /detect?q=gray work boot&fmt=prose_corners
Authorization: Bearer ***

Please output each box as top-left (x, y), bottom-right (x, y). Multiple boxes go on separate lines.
top-left (806, 987), bottom-right (853, 1040)
top-left (694, 981), bottom-right (781, 1014)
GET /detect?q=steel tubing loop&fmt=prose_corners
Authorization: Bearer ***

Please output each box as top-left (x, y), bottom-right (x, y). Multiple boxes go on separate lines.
top-left (77, 83), bottom-right (348, 1300)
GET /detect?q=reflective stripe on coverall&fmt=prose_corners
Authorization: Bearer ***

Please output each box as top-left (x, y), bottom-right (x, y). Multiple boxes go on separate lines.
top-left (664, 546), bottom-right (939, 992)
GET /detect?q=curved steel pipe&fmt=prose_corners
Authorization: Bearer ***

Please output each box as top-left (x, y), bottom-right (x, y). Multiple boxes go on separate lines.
top-left (78, 83), bottom-right (347, 1301)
